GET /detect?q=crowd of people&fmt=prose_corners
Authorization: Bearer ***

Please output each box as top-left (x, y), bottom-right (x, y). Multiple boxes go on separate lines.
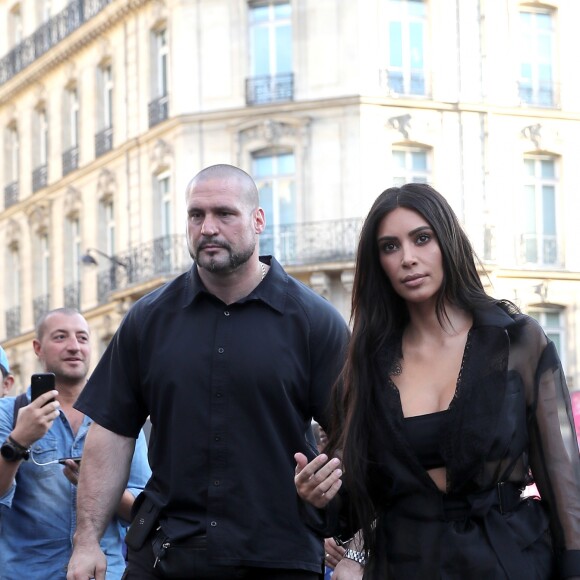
top-left (0, 166), bottom-right (579, 580)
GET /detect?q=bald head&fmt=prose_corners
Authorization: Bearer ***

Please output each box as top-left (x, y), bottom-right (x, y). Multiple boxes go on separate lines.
top-left (186, 164), bottom-right (259, 210)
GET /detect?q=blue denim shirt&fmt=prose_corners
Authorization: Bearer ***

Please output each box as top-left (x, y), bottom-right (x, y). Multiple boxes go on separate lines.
top-left (0, 389), bottom-right (151, 580)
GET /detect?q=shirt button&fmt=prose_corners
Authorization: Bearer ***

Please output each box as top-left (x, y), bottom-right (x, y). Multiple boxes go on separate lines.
top-left (218, 347), bottom-right (224, 354)
top-left (210, 521), bottom-right (217, 527)
top-left (216, 393), bottom-right (222, 398)
top-left (224, 311), bottom-right (230, 316)
top-left (214, 436), bottom-right (221, 441)
top-left (214, 480), bottom-right (220, 486)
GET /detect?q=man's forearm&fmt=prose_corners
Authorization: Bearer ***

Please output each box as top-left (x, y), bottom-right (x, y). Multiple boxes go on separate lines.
top-left (74, 423), bottom-right (135, 545)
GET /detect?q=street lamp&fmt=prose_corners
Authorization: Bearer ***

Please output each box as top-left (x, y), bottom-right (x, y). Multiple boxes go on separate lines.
top-left (81, 248), bottom-right (127, 269)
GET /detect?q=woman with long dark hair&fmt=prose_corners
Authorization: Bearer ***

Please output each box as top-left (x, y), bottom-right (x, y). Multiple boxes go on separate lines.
top-left (295, 183), bottom-right (580, 579)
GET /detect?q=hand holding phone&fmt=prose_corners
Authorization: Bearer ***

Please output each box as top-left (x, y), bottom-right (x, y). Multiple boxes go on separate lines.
top-left (31, 373), bottom-right (56, 404)
top-left (58, 457), bottom-right (82, 465)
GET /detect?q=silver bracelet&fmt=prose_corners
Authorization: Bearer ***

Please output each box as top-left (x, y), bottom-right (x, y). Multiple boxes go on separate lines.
top-left (344, 548), bottom-right (366, 566)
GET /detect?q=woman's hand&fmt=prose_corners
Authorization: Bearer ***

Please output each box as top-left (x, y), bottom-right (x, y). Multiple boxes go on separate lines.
top-left (294, 452), bottom-right (342, 508)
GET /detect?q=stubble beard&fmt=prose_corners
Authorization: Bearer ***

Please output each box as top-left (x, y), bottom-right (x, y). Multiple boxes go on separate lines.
top-left (191, 240), bottom-right (256, 275)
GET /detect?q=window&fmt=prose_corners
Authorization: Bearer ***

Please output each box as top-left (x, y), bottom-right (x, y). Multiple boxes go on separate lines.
top-left (520, 156), bottom-right (558, 266)
top-left (149, 28), bottom-right (169, 127)
top-left (98, 200), bottom-right (116, 258)
top-left (253, 152), bottom-right (296, 260)
top-left (247, 1), bottom-right (293, 104)
top-left (95, 64), bottom-right (113, 156)
top-left (519, 9), bottom-right (557, 107)
top-left (9, 5), bottom-right (23, 46)
top-left (4, 125), bottom-right (20, 207)
top-left (33, 234), bottom-right (51, 324)
top-left (528, 308), bottom-right (565, 364)
top-left (62, 87), bottom-right (79, 175)
top-left (392, 147), bottom-right (430, 185)
top-left (5, 247), bottom-right (21, 338)
top-left (32, 108), bottom-right (49, 192)
top-left (382, 0), bottom-right (428, 96)
top-left (64, 218), bottom-right (81, 309)
top-left (153, 173), bottom-right (172, 272)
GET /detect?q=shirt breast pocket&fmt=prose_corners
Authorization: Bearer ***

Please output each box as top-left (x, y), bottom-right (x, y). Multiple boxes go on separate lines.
top-left (28, 433), bottom-right (59, 479)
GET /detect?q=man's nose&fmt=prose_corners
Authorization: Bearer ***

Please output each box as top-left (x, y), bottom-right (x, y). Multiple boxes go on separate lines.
top-left (200, 216), bottom-right (218, 236)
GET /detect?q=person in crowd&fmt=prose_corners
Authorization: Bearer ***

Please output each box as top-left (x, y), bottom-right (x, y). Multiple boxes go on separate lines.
top-left (67, 164), bottom-right (349, 580)
top-left (0, 308), bottom-right (151, 579)
top-left (0, 346), bottom-right (14, 397)
top-left (295, 183), bottom-right (580, 579)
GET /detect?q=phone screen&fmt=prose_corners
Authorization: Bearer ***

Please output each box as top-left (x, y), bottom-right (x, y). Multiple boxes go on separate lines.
top-left (31, 372), bottom-right (56, 403)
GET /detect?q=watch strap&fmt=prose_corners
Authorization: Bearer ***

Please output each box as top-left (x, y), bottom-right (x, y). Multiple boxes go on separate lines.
top-left (344, 548), bottom-right (367, 566)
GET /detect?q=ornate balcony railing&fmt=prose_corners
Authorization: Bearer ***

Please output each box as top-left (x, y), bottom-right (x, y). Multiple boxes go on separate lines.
top-left (93, 219), bottom-right (363, 303)
top-left (5, 306), bottom-right (21, 339)
top-left (33, 294), bottom-right (51, 326)
top-left (379, 68), bottom-right (431, 98)
top-left (64, 281), bottom-right (81, 309)
top-left (95, 126), bottom-right (113, 157)
top-left (245, 73), bottom-right (294, 105)
top-left (148, 94), bottom-right (169, 128)
top-left (518, 80), bottom-right (560, 108)
top-left (62, 146), bottom-right (79, 176)
top-left (32, 164), bottom-right (48, 192)
top-left (4, 181), bottom-right (19, 209)
top-left (520, 233), bottom-right (559, 267)
top-left (0, 0), bottom-right (113, 85)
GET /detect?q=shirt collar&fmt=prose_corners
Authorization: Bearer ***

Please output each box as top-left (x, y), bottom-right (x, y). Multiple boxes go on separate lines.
top-left (181, 256), bottom-right (287, 314)
top-left (472, 303), bottom-right (517, 329)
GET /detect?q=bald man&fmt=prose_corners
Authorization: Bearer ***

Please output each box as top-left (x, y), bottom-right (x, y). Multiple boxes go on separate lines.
top-left (68, 165), bottom-right (349, 580)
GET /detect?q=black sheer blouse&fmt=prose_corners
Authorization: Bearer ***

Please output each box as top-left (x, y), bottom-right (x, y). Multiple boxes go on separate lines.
top-left (307, 305), bottom-right (580, 579)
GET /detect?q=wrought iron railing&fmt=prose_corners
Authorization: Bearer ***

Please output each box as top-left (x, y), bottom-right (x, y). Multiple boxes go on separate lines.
top-left (245, 73), bottom-right (294, 105)
top-left (518, 80), bottom-right (560, 108)
top-left (64, 281), bottom-right (81, 309)
top-left (379, 68), bottom-right (431, 98)
top-left (62, 146), bottom-right (79, 176)
top-left (5, 306), bottom-right (21, 339)
top-left (32, 165), bottom-right (48, 192)
top-left (33, 294), bottom-right (50, 326)
top-left (95, 126), bottom-right (113, 157)
top-left (0, 0), bottom-right (113, 85)
top-left (520, 233), bottom-right (559, 266)
top-left (4, 181), bottom-right (19, 209)
top-left (148, 94), bottom-right (169, 128)
top-left (93, 219), bottom-right (363, 303)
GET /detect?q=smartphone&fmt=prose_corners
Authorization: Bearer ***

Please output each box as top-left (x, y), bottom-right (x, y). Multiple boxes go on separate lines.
top-left (31, 372), bottom-right (56, 404)
top-left (58, 457), bottom-right (82, 465)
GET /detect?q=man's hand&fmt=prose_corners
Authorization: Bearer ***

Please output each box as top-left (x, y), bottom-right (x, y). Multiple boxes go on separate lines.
top-left (11, 391), bottom-right (60, 447)
top-left (324, 537), bottom-right (345, 570)
top-left (66, 541), bottom-right (107, 580)
top-left (332, 557), bottom-right (364, 579)
top-left (294, 453), bottom-right (342, 509)
top-left (62, 459), bottom-right (80, 487)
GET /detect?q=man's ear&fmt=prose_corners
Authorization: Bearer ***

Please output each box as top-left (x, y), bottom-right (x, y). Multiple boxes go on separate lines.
top-left (254, 207), bottom-right (266, 234)
top-left (2, 375), bottom-right (14, 397)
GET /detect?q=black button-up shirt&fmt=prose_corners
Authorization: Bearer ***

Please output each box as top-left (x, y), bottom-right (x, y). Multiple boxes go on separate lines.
top-left (76, 257), bottom-right (349, 572)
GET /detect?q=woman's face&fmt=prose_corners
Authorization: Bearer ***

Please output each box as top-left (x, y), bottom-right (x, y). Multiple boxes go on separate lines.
top-left (376, 207), bottom-right (444, 305)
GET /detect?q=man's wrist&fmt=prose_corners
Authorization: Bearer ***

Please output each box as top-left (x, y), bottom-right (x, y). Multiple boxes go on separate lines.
top-left (344, 548), bottom-right (366, 566)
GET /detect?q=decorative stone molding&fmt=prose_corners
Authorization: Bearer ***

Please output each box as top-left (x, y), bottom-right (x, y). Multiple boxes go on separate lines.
top-left (97, 168), bottom-right (116, 203)
top-left (64, 186), bottom-right (82, 219)
top-left (150, 0), bottom-right (168, 30)
top-left (27, 203), bottom-right (50, 236)
top-left (340, 270), bottom-right (355, 294)
top-left (521, 123), bottom-right (542, 149)
top-left (5, 219), bottom-right (22, 250)
top-left (388, 114), bottom-right (412, 140)
top-left (310, 272), bottom-right (332, 299)
top-left (150, 138), bottom-right (173, 175)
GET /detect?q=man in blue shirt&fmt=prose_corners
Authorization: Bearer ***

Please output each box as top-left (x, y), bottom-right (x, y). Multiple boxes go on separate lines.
top-left (0, 308), bottom-right (151, 579)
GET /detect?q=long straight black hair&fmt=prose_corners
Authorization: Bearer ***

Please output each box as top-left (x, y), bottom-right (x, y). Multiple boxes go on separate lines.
top-left (326, 183), bottom-right (505, 558)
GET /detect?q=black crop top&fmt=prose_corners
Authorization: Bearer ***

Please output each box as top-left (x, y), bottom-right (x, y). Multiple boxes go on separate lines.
top-left (402, 410), bottom-right (448, 470)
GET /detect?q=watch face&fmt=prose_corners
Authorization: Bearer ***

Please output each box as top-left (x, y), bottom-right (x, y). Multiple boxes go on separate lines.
top-left (1, 442), bottom-right (18, 461)
top-left (1, 441), bottom-right (27, 462)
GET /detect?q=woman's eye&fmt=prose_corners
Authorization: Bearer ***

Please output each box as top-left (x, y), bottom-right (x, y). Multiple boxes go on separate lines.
top-left (417, 233), bottom-right (431, 245)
